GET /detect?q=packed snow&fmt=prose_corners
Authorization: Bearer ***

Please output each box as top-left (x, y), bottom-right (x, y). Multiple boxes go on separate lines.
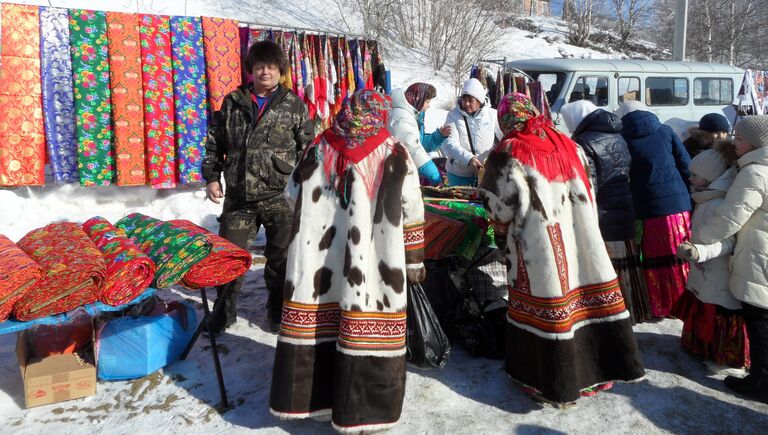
top-left (2, 0), bottom-right (767, 433)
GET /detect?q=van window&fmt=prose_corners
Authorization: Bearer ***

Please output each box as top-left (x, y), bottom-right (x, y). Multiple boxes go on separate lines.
top-left (618, 77), bottom-right (641, 104)
top-left (524, 71), bottom-right (567, 106)
top-left (694, 78), bottom-right (733, 105)
top-left (568, 76), bottom-right (609, 106)
top-left (646, 77), bottom-right (688, 106)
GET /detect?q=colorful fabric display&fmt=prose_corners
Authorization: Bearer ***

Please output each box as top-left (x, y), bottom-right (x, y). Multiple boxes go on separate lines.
top-left (107, 12), bottom-right (147, 186)
top-left (14, 223), bottom-right (106, 321)
top-left (424, 203), bottom-right (489, 260)
top-left (423, 212), bottom-right (467, 260)
top-left (40, 7), bottom-right (78, 184)
top-left (170, 16), bottom-right (208, 184)
top-left (202, 16), bottom-right (241, 112)
top-left (140, 14), bottom-right (176, 189)
top-left (81, 216), bottom-right (155, 306)
top-left (115, 213), bottom-right (211, 289)
top-left (0, 235), bottom-right (43, 322)
top-left (167, 220), bottom-right (252, 289)
top-left (0, 4), bottom-right (46, 186)
top-left (69, 9), bottom-right (115, 186)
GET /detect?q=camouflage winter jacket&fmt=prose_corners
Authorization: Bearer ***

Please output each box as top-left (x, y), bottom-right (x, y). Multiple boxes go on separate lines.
top-left (201, 84), bottom-right (314, 202)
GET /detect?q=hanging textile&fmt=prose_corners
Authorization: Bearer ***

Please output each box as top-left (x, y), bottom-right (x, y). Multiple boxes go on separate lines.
top-left (40, 7), bottom-right (78, 184)
top-left (277, 31), bottom-right (294, 90)
top-left (0, 4), bottom-right (46, 186)
top-left (107, 12), bottom-right (147, 186)
top-left (202, 16), bottom-right (241, 112)
top-left (349, 39), bottom-right (365, 91)
top-left (528, 81), bottom-right (552, 122)
top-left (140, 14), bottom-right (176, 189)
top-left (170, 16), bottom-right (208, 185)
top-left (115, 213), bottom-right (211, 289)
top-left (362, 40), bottom-right (374, 90)
top-left (0, 235), bottom-right (42, 322)
top-left (343, 37), bottom-right (356, 96)
top-left (69, 9), bottom-right (115, 186)
top-left (290, 32), bottom-right (304, 100)
top-left (81, 216), bottom-right (155, 306)
top-left (166, 220), bottom-right (252, 289)
top-left (239, 26), bottom-right (250, 85)
top-left (13, 223), bottom-right (106, 321)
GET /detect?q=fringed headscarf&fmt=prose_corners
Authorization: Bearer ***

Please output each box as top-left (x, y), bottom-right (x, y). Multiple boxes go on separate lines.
top-left (404, 82), bottom-right (436, 112)
top-left (318, 89), bottom-right (394, 200)
top-left (496, 92), bottom-right (592, 200)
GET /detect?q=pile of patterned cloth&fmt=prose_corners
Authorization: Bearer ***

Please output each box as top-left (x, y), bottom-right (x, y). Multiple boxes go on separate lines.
top-left (423, 201), bottom-right (491, 260)
top-left (0, 213), bottom-right (252, 322)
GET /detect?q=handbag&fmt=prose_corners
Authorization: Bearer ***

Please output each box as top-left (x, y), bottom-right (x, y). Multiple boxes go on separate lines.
top-left (406, 283), bottom-right (451, 369)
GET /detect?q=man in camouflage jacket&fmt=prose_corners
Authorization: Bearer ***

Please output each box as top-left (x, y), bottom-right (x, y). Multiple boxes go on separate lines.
top-left (202, 40), bottom-right (314, 333)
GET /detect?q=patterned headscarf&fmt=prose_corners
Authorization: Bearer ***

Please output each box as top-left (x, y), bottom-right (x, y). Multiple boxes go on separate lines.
top-left (497, 92), bottom-right (543, 135)
top-left (329, 89), bottom-right (392, 154)
top-left (404, 82), bottom-right (435, 112)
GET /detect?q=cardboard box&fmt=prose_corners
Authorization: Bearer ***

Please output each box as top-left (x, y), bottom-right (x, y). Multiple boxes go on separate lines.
top-left (16, 331), bottom-right (96, 408)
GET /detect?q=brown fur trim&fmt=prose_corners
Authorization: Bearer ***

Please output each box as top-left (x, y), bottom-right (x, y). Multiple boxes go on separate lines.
top-left (713, 139), bottom-right (738, 166)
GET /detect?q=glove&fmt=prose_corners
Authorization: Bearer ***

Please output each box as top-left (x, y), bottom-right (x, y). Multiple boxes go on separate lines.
top-left (676, 242), bottom-right (699, 262)
top-left (406, 265), bottom-right (426, 284)
top-left (418, 161), bottom-right (442, 186)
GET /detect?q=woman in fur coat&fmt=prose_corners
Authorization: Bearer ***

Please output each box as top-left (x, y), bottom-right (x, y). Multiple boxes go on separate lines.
top-left (480, 93), bottom-right (645, 406)
top-left (270, 90), bottom-right (427, 431)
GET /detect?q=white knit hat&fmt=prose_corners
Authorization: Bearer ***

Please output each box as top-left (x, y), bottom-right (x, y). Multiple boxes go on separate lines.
top-left (689, 149), bottom-right (726, 182)
top-left (560, 100), bottom-right (599, 132)
top-left (461, 78), bottom-right (486, 103)
top-left (615, 100), bottom-right (648, 119)
top-left (735, 115), bottom-right (768, 149)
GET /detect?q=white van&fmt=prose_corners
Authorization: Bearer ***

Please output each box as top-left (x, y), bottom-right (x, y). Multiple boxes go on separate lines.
top-left (508, 59), bottom-right (744, 138)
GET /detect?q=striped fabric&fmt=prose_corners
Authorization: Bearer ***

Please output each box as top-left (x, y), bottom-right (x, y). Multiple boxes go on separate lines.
top-left (338, 310), bottom-right (407, 354)
top-left (280, 301), bottom-right (341, 342)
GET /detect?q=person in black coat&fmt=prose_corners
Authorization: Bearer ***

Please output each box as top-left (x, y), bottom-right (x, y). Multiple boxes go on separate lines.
top-left (561, 100), bottom-right (652, 323)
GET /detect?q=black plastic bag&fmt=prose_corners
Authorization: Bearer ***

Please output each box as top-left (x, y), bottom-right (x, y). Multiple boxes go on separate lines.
top-left (406, 283), bottom-right (451, 369)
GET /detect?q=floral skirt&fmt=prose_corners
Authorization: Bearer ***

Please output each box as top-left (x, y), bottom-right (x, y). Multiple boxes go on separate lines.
top-left (640, 212), bottom-right (691, 318)
top-left (671, 291), bottom-right (750, 368)
top-left (605, 239), bottom-right (653, 324)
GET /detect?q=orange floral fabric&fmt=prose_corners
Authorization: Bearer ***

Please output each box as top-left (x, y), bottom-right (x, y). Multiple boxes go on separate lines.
top-left (0, 235), bottom-right (43, 322)
top-left (202, 17), bottom-right (241, 112)
top-left (107, 12), bottom-right (147, 186)
top-left (0, 4), bottom-right (46, 186)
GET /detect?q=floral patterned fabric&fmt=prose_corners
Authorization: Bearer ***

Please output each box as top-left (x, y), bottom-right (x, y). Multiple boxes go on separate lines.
top-left (326, 89), bottom-right (392, 158)
top-left (115, 213), bottom-right (211, 289)
top-left (82, 216), bottom-right (155, 306)
top-left (40, 7), bottom-right (78, 184)
top-left (13, 223), bottom-right (106, 321)
top-left (140, 14), bottom-right (176, 189)
top-left (202, 17), bottom-right (241, 112)
top-left (107, 12), bottom-right (147, 186)
top-left (170, 16), bottom-right (208, 184)
top-left (167, 220), bottom-right (252, 289)
top-left (0, 4), bottom-right (46, 186)
top-left (69, 9), bottom-right (115, 186)
top-left (0, 235), bottom-right (42, 322)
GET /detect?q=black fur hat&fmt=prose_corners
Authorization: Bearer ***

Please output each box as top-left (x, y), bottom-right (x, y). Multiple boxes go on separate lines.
top-left (245, 40), bottom-right (288, 76)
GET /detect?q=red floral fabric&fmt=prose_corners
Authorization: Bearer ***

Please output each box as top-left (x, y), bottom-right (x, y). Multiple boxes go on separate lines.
top-left (14, 223), bottom-right (106, 321)
top-left (167, 220), bottom-right (252, 289)
top-left (0, 235), bottom-right (42, 322)
top-left (82, 216), bottom-right (155, 306)
top-left (202, 17), bottom-right (241, 112)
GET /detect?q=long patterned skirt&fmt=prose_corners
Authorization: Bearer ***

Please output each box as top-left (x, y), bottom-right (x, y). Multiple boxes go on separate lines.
top-left (605, 240), bottom-right (653, 324)
top-left (671, 291), bottom-right (750, 368)
top-left (640, 212), bottom-right (691, 318)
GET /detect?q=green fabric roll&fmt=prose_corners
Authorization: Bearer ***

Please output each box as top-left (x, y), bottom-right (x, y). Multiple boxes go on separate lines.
top-left (115, 213), bottom-right (212, 289)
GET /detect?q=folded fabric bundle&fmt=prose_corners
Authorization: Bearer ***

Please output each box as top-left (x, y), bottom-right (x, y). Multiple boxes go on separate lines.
top-left (423, 212), bottom-right (467, 261)
top-left (424, 203), bottom-right (489, 260)
top-left (115, 213), bottom-right (211, 288)
top-left (435, 200), bottom-right (495, 247)
top-left (0, 235), bottom-right (43, 322)
top-left (13, 223), bottom-right (106, 321)
top-left (167, 220), bottom-right (252, 289)
top-left (82, 217), bottom-right (156, 306)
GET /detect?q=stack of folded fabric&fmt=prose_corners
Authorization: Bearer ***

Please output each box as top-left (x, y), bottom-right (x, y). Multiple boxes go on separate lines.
top-left (167, 219), bottom-right (252, 289)
top-left (82, 216), bottom-right (156, 306)
top-left (423, 212), bottom-right (467, 260)
top-left (0, 235), bottom-right (43, 322)
top-left (424, 203), bottom-right (489, 260)
top-left (13, 223), bottom-right (106, 321)
top-left (115, 213), bottom-right (211, 288)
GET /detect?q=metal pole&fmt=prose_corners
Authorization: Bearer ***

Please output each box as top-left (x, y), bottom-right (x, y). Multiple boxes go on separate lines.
top-left (672, 0), bottom-right (689, 61)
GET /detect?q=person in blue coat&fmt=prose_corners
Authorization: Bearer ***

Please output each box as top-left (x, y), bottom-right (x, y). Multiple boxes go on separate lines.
top-left (617, 100), bottom-right (692, 319)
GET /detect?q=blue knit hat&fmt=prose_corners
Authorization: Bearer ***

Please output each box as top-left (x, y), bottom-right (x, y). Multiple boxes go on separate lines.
top-left (699, 113), bottom-right (731, 133)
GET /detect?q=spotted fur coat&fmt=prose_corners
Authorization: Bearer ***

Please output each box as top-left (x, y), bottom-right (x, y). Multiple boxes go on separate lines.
top-left (269, 135), bottom-right (425, 432)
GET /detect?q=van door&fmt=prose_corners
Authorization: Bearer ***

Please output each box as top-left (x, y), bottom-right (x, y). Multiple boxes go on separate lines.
top-left (567, 75), bottom-right (610, 108)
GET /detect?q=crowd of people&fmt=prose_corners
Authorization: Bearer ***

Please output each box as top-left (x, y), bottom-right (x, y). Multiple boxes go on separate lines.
top-left (200, 40), bottom-right (768, 431)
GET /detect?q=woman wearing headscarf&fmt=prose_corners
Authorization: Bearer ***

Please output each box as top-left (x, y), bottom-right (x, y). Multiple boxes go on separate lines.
top-left (560, 100), bottom-right (652, 324)
top-left (617, 100), bottom-right (692, 318)
top-left (480, 93), bottom-right (645, 406)
top-left (270, 89), bottom-right (426, 431)
top-left (388, 82), bottom-right (451, 185)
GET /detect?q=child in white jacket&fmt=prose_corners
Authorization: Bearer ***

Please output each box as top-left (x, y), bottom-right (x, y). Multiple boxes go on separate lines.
top-left (674, 147), bottom-right (748, 372)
